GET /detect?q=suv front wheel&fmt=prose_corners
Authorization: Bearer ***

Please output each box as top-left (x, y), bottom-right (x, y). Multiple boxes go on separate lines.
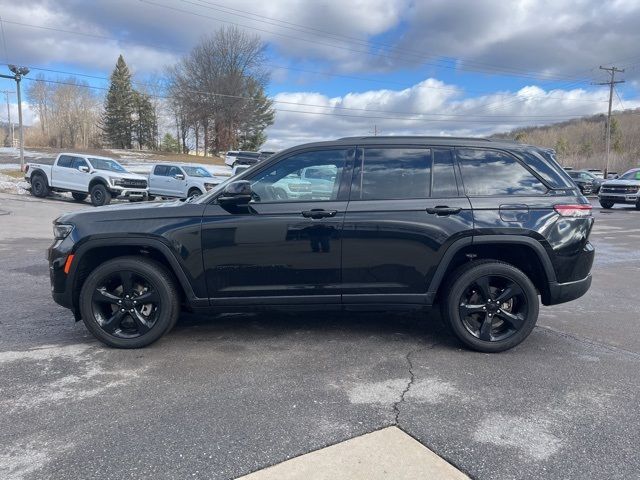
top-left (78, 256), bottom-right (180, 348)
top-left (442, 260), bottom-right (539, 353)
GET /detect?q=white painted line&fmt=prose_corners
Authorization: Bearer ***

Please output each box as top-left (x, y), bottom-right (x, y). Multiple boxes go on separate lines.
top-left (236, 427), bottom-right (469, 480)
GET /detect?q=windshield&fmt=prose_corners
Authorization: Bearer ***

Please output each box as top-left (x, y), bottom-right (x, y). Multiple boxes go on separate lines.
top-left (182, 166), bottom-right (212, 177)
top-left (88, 157), bottom-right (127, 172)
top-left (619, 170), bottom-right (640, 180)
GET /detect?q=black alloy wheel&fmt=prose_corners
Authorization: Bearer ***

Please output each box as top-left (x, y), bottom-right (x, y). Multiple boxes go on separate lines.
top-left (79, 257), bottom-right (180, 348)
top-left (91, 270), bottom-right (161, 339)
top-left (443, 260), bottom-right (539, 352)
top-left (458, 275), bottom-right (527, 342)
top-left (90, 184), bottom-right (112, 207)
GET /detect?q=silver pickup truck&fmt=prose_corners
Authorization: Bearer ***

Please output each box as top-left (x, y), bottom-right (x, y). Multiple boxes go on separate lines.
top-left (25, 153), bottom-right (149, 206)
top-left (598, 168), bottom-right (640, 209)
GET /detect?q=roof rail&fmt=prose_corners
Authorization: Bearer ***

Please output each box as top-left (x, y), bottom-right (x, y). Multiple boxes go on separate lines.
top-left (337, 135), bottom-right (492, 141)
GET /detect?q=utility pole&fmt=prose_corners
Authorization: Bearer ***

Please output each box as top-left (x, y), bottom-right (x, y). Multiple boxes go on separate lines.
top-left (1, 65), bottom-right (29, 170)
top-left (369, 124), bottom-right (379, 136)
top-left (594, 66), bottom-right (625, 178)
top-left (1, 89), bottom-right (13, 147)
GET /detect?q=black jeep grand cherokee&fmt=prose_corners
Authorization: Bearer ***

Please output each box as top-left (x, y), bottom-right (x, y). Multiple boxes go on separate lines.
top-left (49, 137), bottom-right (594, 352)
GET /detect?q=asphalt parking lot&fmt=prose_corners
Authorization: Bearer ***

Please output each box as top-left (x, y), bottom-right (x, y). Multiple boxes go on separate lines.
top-left (1, 192), bottom-right (639, 480)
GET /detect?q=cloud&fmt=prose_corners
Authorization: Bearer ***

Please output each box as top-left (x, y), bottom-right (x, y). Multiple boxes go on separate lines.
top-left (263, 80), bottom-right (639, 150)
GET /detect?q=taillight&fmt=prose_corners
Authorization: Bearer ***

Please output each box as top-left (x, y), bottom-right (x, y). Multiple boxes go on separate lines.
top-left (554, 204), bottom-right (592, 217)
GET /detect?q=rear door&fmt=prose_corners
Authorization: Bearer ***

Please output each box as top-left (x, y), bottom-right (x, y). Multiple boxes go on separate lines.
top-left (149, 165), bottom-right (168, 195)
top-left (341, 145), bottom-right (473, 305)
top-left (52, 155), bottom-right (75, 190)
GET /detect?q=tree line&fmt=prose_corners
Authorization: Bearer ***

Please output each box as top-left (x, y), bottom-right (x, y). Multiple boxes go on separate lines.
top-left (493, 110), bottom-right (640, 173)
top-left (21, 26), bottom-right (275, 154)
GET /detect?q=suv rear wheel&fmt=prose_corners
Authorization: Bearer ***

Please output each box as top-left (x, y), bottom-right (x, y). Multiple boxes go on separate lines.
top-left (442, 260), bottom-right (539, 353)
top-left (90, 183), bottom-right (112, 206)
top-left (78, 256), bottom-right (180, 348)
top-left (599, 200), bottom-right (614, 209)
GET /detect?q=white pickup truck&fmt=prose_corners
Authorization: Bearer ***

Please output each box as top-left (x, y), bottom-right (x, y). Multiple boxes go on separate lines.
top-left (148, 163), bottom-right (220, 199)
top-left (25, 153), bottom-right (149, 206)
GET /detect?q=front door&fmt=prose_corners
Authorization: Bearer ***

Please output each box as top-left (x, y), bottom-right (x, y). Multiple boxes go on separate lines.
top-left (341, 146), bottom-right (474, 305)
top-left (201, 147), bottom-right (354, 305)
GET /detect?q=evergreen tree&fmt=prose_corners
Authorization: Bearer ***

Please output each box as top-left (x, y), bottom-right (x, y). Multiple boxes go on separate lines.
top-left (161, 133), bottom-right (180, 153)
top-left (132, 90), bottom-right (157, 149)
top-left (102, 55), bottom-right (134, 148)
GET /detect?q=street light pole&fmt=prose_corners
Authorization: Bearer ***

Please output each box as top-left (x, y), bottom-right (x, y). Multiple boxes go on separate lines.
top-left (1, 65), bottom-right (29, 171)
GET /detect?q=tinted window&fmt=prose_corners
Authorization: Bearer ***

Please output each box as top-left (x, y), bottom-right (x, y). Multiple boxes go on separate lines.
top-left (457, 149), bottom-right (547, 196)
top-left (57, 155), bottom-right (73, 168)
top-left (183, 166), bottom-right (212, 177)
top-left (431, 149), bottom-right (458, 197)
top-left (71, 157), bottom-right (88, 170)
top-left (88, 158), bottom-right (126, 172)
top-left (167, 166), bottom-right (182, 177)
top-left (353, 148), bottom-right (431, 200)
top-left (525, 150), bottom-right (573, 188)
top-left (154, 165), bottom-right (168, 176)
top-left (619, 170), bottom-right (640, 180)
top-left (250, 149), bottom-right (349, 202)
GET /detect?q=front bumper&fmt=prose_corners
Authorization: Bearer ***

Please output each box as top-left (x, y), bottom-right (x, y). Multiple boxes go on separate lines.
top-left (599, 193), bottom-right (638, 204)
top-left (111, 187), bottom-right (148, 199)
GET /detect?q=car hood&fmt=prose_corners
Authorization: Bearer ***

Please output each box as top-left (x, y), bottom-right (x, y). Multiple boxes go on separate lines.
top-left (96, 170), bottom-right (147, 181)
top-left (602, 179), bottom-right (640, 186)
top-left (56, 199), bottom-right (205, 225)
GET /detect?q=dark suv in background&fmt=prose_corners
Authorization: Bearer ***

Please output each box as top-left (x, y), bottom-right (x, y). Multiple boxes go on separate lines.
top-left (49, 137), bottom-right (594, 352)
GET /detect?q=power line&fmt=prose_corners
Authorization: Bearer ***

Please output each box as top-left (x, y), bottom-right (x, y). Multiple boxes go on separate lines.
top-left (22, 76), bottom-right (611, 125)
top-left (139, 0), bottom-right (592, 83)
top-left (0, 19), bottom-right (609, 110)
top-left (180, 0), bottom-right (591, 82)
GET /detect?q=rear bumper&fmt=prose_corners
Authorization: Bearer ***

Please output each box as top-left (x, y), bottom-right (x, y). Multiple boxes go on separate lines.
top-left (544, 274), bottom-right (592, 306)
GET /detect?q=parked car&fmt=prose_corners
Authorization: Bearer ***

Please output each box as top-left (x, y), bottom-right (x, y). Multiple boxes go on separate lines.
top-left (25, 154), bottom-right (148, 206)
top-left (271, 165), bottom-right (338, 200)
top-left (606, 172), bottom-right (618, 179)
top-left (598, 168), bottom-right (640, 209)
top-left (258, 150), bottom-right (276, 161)
top-left (225, 150), bottom-right (259, 167)
top-left (224, 151), bottom-right (239, 167)
top-left (586, 168), bottom-right (604, 179)
top-left (566, 171), bottom-right (593, 195)
top-left (49, 136), bottom-right (593, 352)
top-left (567, 170), bottom-right (598, 194)
top-left (231, 164), bottom-right (251, 176)
top-left (232, 151), bottom-right (261, 167)
top-left (148, 164), bottom-right (219, 199)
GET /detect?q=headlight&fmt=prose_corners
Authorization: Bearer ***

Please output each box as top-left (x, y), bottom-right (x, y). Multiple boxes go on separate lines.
top-left (204, 183), bottom-right (216, 190)
top-left (111, 177), bottom-right (125, 186)
top-left (53, 224), bottom-right (74, 240)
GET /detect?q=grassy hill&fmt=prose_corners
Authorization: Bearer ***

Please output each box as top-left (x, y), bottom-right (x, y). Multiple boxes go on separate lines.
top-left (492, 109), bottom-right (640, 173)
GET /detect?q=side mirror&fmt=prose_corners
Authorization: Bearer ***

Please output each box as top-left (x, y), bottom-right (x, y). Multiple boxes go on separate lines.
top-left (218, 180), bottom-right (252, 205)
top-left (79, 165), bottom-right (90, 173)
top-left (174, 173), bottom-right (185, 180)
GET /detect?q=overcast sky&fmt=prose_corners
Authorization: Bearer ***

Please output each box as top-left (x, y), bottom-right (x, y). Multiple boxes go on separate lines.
top-left (1, 0), bottom-right (639, 150)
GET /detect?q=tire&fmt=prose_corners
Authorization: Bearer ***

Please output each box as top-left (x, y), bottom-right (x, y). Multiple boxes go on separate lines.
top-left (635, 200), bottom-right (640, 211)
top-left (78, 256), bottom-right (180, 348)
top-left (599, 200), bottom-right (614, 209)
top-left (30, 174), bottom-right (50, 198)
top-left (90, 183), bottom-right (112, 207)
top-left (72, 192), bottom-right (88, 202)
top-left (187, 188), bottom-right (202, 198)
top-left (441, 260), bottom-right (539, 353)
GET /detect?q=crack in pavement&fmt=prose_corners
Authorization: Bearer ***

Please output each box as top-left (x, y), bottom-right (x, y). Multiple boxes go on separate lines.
top-left (392, 342), bottom-right (440, 425)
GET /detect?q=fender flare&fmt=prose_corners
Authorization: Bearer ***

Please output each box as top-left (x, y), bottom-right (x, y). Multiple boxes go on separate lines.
top-left (426, 234), bottom-right (556, 301)
top-left (29, 168), bottom-right (49, 186)
top-left (88, 177), bottom-right (110, 190)
top-left (69, 236), bottom-right (205, 308)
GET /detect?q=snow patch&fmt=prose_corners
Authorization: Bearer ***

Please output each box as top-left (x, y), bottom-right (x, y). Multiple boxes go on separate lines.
top-left (0, 173), bottom-right (29, 195)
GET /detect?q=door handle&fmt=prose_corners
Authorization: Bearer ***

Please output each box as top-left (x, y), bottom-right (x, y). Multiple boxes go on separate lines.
top-left (426, 206), bottom-right (462, 216)
top-left (302, 209), bottom-right (338, 219)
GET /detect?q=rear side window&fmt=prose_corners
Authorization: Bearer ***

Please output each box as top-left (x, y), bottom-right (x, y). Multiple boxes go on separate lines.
top-left (353, 147), bottom-right (431, 200)
top-left (57, 155), bottom-right (73, 168)
top-left (522, 150), bottom-right (573, 188)
top-left (457, 148), bottom-right (547, 196)
top-left (154, 165), bottom-right (168, 176)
